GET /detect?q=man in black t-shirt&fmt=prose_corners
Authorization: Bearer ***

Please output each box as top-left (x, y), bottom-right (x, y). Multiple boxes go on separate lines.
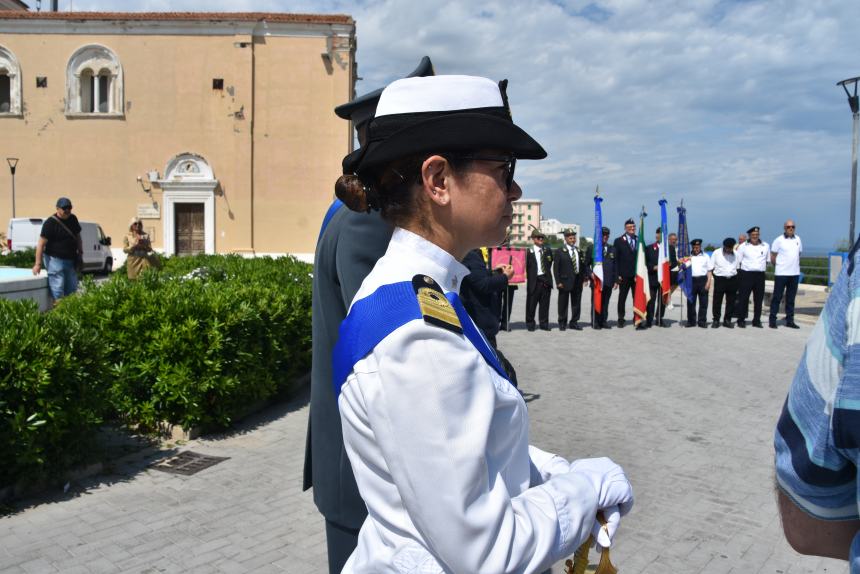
top-left (33, 197), bottom-right (83, 300)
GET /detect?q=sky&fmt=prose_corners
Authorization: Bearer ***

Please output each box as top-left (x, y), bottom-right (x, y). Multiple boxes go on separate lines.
top-left (59, 0), bottom-right (860, 251)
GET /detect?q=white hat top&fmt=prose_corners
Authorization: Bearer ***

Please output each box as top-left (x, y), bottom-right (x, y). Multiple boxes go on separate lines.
top-left (374, 75), bottom-right (504, 118)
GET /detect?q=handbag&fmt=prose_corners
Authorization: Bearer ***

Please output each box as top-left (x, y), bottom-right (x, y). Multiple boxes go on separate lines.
top-left (51, 215), bottom-right (84, 273)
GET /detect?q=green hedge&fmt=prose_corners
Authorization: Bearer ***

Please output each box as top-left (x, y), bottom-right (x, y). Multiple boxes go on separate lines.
top-left (0, 254), bottom-right (312, 487)
top-left (0, 299), bottom-right (109, 486)
top-left (0, 248), bottom-right (36, 269)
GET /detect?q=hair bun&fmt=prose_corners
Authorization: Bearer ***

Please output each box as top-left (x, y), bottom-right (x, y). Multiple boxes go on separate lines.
top-left (335, 174), bottom-right (371, 213)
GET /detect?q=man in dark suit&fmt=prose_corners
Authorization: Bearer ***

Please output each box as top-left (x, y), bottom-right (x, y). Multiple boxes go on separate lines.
top-left (461, 248), bottom-right (513, 347)
top-left (304, 57), bottom-right (434, 574)
top-left (553, 228), bottom-right (586, 331)
top-left (613, 218), bottom-right (638, 327)
top-left (645, 227), bottom-right (667, 327)
top-left (460, 248), bottom-right (519, 387)
top-left (526, 229), bottom-right (553, 331)
top-left (595, 226), bottom-right (616, 329)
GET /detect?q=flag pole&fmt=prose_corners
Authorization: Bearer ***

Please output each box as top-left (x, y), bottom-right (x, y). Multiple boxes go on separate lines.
top-left (592, 186), bottom-right (598, 330)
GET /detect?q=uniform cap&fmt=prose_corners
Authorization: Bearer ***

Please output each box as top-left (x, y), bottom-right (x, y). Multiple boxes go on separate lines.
top-left (747, 226), bottom-right (760, 234)
top-left (530, 229), bottom-right (546, 239)
top-left (690, 238), bottom-right (703, 246)
top-left (563, 228), bottom-right (577, 236)
top-left (625, 218), bottom-right (635, 226)
top-left (342, 75), bottom-right (546, 176)
top-left (723, 237), bottom-right (736, 248)
top-left (602, 226), bottom-right (611, 235)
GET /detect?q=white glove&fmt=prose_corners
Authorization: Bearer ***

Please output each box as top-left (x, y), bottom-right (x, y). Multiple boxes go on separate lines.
top-left (568, 457), bottom-right (633, 548)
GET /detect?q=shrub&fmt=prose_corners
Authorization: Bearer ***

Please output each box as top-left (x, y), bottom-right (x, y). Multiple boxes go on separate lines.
top-left (0, 254), bottom-right (312, 487)
top-left (0, 299), bottom-right (109, 486)
top-left (60, 254), bottom-right (313, 431)
top-left (0, 248), bottom-right (36, 269)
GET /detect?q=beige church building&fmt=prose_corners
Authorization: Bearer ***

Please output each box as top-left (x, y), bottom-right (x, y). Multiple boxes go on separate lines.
top-left (0, 10), bottom-right (355, 261)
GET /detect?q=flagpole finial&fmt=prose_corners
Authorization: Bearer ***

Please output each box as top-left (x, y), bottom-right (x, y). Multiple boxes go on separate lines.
top-left (594, 185), bottom-right (600, 197)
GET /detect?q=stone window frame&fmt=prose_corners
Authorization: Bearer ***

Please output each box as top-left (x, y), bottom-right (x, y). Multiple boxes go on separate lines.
top-left (65, 44), bottom-right (124, 118)
top-left (0, 45), bottom-right (22, 117)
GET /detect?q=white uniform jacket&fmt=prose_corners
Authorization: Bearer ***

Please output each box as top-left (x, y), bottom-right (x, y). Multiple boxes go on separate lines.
top-left (337, 228), bottom-right (597, 573)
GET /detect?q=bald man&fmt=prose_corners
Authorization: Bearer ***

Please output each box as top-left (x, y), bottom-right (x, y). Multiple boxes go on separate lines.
top-left (769, 219), bottom-right (802, 329)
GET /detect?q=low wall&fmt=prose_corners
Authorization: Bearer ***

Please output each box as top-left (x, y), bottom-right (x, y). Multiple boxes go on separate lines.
top-left (0, 268), bottom-right (51, 311)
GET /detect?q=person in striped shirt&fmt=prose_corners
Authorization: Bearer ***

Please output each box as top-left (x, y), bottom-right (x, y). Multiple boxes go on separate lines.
top-left (774, 242), bottom-right (860, 571)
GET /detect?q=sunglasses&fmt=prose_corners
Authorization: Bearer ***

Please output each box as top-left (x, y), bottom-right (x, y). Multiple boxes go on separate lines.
top-left (785, 225), bottom-right (795, 229)
top-left (446, 153), bottom-right (517, 191)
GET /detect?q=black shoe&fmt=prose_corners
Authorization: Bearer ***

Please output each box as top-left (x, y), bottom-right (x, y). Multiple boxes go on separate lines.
top-left (527, 325), bottom-right (536, 332)
top-left (593, 324), bottom-right (602, 330)
top-left (570, 324), bottom-right (582, 331)
top-left (752, 321), bottom-right (763, 328)
top-left (698, 322), bottom-right (708, 329)
top-left (711, 321), bottom-right (720, 329)
top-left (601, 324), bottom-right (612, 330)
top-left (686, 321), bottom-right (696, 328)
top-left (723, 320), bottom-right (733, 329)
top-left (737, 320), bottom-right (746, 328)
top-left (559, 326), bottom-right (566, 331)
top-left (785, 321), bottom-right (800, 329)
top-left (617, 319), bottom-right (626, 328)
top-left (661, 321), bottom-right (671, 327)
top-left (769, 319), bottom-right (777, 329)
top-left (636, 324), bottom-right (647, 331)
top-left (540, 325), bottom-right (551, 332)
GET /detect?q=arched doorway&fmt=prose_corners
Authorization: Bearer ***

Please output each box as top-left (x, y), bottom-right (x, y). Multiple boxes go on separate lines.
top-left (160, 153), bottom-right (218, 256)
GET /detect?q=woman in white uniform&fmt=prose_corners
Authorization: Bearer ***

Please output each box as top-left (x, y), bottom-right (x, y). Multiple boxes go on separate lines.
top-left (332, 75), bottom-right (633, 573)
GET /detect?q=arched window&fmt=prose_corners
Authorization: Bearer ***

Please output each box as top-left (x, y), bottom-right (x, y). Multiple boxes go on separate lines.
top-left (66, 44), bottom-right (123, 116)
top-left (0, 45), bottom-right (22, 117)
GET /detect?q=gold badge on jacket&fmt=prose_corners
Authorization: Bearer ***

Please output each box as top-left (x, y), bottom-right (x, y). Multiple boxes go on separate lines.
top-left (412, 275), bottom-right (463, 334)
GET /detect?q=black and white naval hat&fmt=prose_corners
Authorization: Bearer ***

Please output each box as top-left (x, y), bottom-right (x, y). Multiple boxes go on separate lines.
top-left (342, 75), bottom-right (547, 176)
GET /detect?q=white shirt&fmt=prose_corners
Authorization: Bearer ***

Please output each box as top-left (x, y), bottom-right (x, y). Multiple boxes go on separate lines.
top-left (533, 245), bottom-right (545, 275)
top-left (690, 252), bottom-right (710, 277)
top-left (340, 228), bottom-right (595, 573)
top-left (771, 234), bottom-right (802, 276)
top-left (708, 248), bottom-right (738, 278)
top-left (736, 241), bottom-right (770, 272)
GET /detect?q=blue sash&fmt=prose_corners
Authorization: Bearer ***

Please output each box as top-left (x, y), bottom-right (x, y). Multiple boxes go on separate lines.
top-left (317, 199), bottom-right (344, 242)
top-left (332, 281), bottom-right (508, 400)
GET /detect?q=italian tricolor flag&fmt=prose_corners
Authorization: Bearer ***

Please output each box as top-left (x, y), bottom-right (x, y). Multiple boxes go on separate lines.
top-left (633, 216), bottom-right (650, 326)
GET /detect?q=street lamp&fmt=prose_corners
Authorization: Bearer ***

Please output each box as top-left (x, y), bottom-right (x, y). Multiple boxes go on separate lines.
top-left (5, 157), bottom-right (17, 219)
top-left (837, 77), bottom-right (860, 246)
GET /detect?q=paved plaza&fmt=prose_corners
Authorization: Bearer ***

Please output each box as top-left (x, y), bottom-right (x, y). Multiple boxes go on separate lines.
top-left (0, 285), bottom-right (847, 573)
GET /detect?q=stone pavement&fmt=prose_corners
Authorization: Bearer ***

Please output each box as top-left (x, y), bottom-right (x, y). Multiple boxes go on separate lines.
top-left (0, 286), bottom-right (846, 573)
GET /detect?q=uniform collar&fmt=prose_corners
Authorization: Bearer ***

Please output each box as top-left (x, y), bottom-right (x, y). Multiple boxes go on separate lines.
top-left (387, 227), bottom-right (470, 293)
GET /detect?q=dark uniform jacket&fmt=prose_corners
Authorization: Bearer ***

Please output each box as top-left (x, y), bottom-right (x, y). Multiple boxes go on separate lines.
top-left (613, 234), bottom-right (637, 280)
top-left (552, 244), bottom-right (587, 291)
top-left (646, 242), bottom-right (660, 281)
top-left (526, 246), bottom-right (554, 294)
top-left (600, 241), bottom-right (617, 284)
top-left (460, 249), bottom-right (508, 341)
top-left (304, 205), bottom-right (393, 528)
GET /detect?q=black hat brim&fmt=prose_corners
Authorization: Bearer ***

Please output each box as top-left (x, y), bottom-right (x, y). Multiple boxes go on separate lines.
top-left (343, 112), bottom-right (546, 175)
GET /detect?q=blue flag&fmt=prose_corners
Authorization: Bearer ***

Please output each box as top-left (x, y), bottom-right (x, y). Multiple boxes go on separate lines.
top-left (676, 204), bottom-right (693, 300)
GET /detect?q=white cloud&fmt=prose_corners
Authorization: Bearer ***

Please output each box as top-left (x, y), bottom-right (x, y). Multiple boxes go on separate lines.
top-left (47, 0), bottom-right (860, 248)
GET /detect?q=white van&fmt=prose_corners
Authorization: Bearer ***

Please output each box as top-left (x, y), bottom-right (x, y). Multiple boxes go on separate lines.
top-left (6, 217), bottom-right (43, 252)
top-left (6, 218), bottom-right (113, 274)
